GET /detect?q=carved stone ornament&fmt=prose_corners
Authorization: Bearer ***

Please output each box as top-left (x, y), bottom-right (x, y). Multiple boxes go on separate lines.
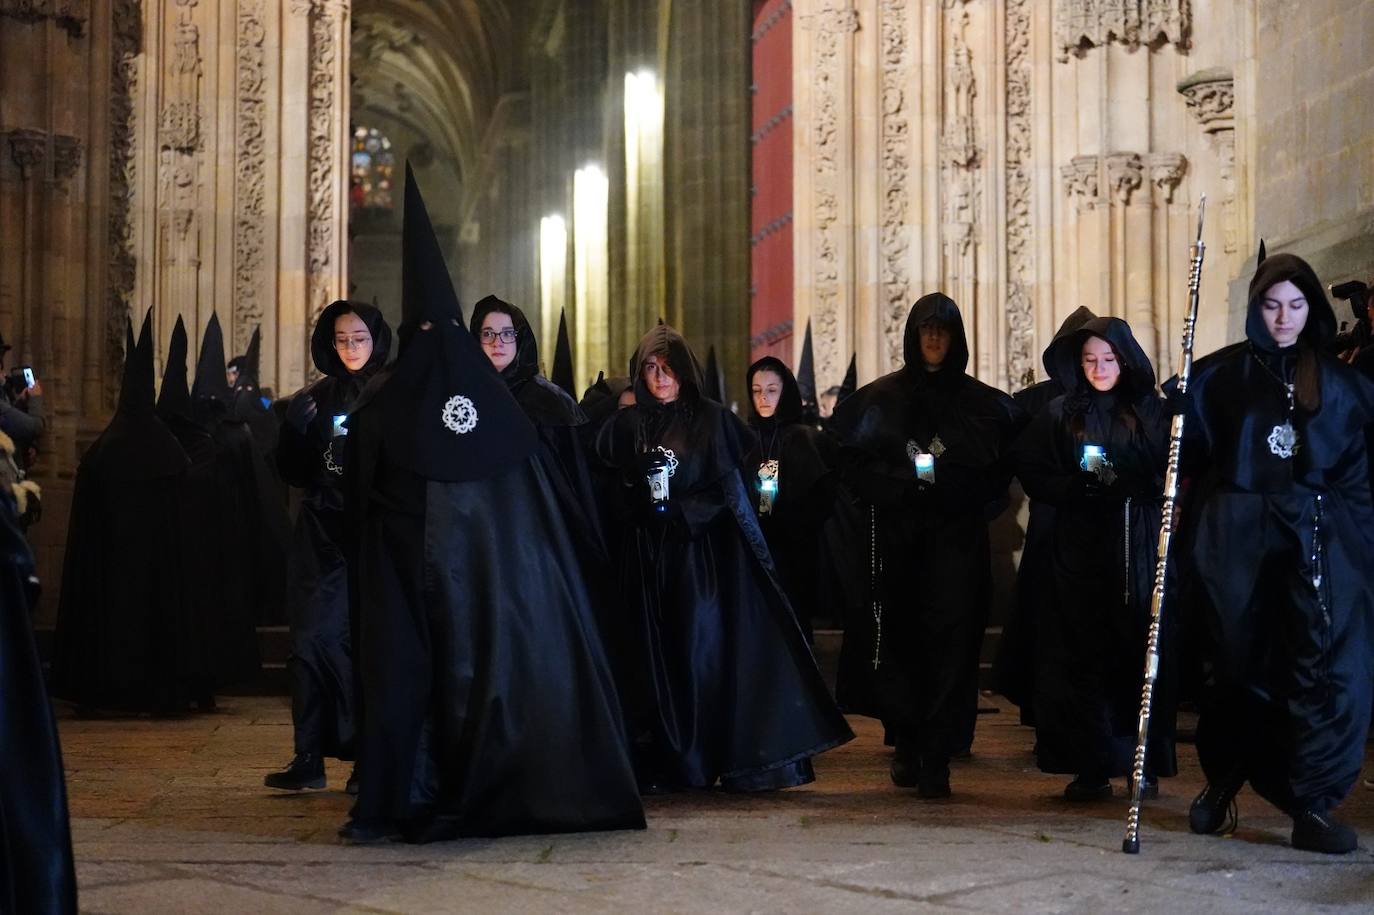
top-left (159, 101), bottom-right (201, 152)
top-left (880, 0), bottom-right (912, 371)
top-left (1105, 152), bottom-right (1145, 205)
top-left (107, 0), bottom-right (142, 408)
top-left (1, 0), bottom-right (89, 36)
top-left (7, 128), bottom-right (47, 180)
top-left (1061, 154), bottom-right (1099, 210)
top-left (1058, 0), bottom-right (1190, 61)
top-left (1004, 0), bottom-right (1036, 388)
top-left (1178, 68), bottom-right (1234, 134)
top-left (52, 134), bottom-right (83, 182)
top-left (1146, 152), bottom-right (1187, 204)
top-left (234, 0), bottom-right (268, 349)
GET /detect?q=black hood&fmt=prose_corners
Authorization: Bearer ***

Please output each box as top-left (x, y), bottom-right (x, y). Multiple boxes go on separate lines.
top-left (580, 372), bottom-right (631, 427)
top-left (630, 324), bottom-right (705, 408)
top-left (796, 320), bottom-right (818, 408)
top-left (376, 164), bottom-right (536, 482)
top-left (551, 309), bottom-right (576, 397)
top-left (88, 309), bottom-right (188, 481)
top-left (469, 295), bottom-right (539, 387)
top-left (118, 308), bottom-right (157, 417)
top-left (746, 356), bottom-right (804, 427)
top-left (156, 314), bottom-right (193, 421)
top-left (311, 299), bottom-right (392, 379)
top-left (703, 345), bottom-right (726, 403)
top-left (1246, 252), bottom-right (1337, 353)
top-left (838, 353), bottom-right (858, 402)
top-left (234, 327), bottom-right (261, 390)
top-left (1046, 316), bottom-right (1156, 402)
top-left (191, 312), bottom-right (233, 418)
top-left (1042, 306), bottom-right (1097, 382)
top-left (902, 293), bottom-right (970, 376)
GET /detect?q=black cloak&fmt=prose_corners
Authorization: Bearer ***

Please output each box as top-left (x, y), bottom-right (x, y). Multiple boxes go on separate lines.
top-left (744, 355), bottom-right (840, 636)
top-left (1175, 253), bottom-right (1374, 815)
top-left (829, 293), bottom-right (1026, 760)
top-left (53, 310), bottom-right (198, 711)
top-left (345, 165), bottom-right (643, 840)
top-left (594, 324), bottom-right (853, 791)
top-left (276, 300), bottom-right (391, 760)
top-left (1011, 316), bottom-right (1176, 778)
top-left (994, 305), bottom-right (1096, 717)
top-left (1, 497), bottom-right (76, 914)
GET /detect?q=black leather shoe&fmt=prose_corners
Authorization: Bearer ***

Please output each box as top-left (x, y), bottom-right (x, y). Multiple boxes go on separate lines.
top-left (1064, 775), bottom-right (1112, 802)
top-left (1291, 809), bottom-right (1358, 854)
top-left (338, 820), bottom-right (399, 845)
top-left (916, 756), bottom-right (951, 799)
top-left (345, 766), bottom-right (360, 797)
top-left (264, 753), bottom-right (326, 791)
top-left (1188, 772), bottom-right (1243, 835)
top-left (890, 756), bottom-right (920, 788)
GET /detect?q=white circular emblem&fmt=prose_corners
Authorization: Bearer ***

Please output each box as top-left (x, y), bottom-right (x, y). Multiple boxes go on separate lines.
top-left (654, 445), bottom-right (679, 477)
top-left (441, 395), bottom-right (478, 435)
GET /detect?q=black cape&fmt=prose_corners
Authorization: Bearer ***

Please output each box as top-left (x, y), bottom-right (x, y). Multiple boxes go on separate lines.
top-left (52, 311), bottom-right (204, 712)
top-left (744, 356), bottom-right (840, 637)
top-left (595, 325), bottom-right (853, 790)
top-left (830, 293), bottom-right (1026, 757)
top-left (995, 305), bottom-right (1096, 718)
top-left (1175, 253), bottom-right (1374, 814)
top-left (1010, 316), bottom-right (1176, 778)
top-left (1, 497), bottom-right (76, 914)
top-left (346, 166), bottom-right (643, 839)
top-left (276, 300), bottom-right (391, 759)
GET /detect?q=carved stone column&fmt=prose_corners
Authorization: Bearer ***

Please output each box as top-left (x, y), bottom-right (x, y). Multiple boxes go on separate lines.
top-left (1179, 69), bottom-right (1237, 254)
top-left (1147, 152), bottom-right (1187, 375)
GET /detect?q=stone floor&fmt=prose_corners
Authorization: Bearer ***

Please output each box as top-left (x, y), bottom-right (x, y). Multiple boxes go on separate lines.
top-left (59, 697), bottom-right (1373, 914)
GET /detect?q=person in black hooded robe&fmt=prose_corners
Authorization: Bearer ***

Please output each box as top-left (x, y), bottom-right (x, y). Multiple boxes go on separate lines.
top-left (744, 356), bottom-right (839, 640)
top-left (1, 494), bottom-right (76, 914)
top-left (53, 311), bottom-right (194, 712)
top-left (1011, 316), bottom-right (1176, 800)
top-left (262, 300), bottom-right (391, 792)
top-left (341, 165), bottom-right (643, 842)
top-left (994, 306), bottom-right (1096, 722)
top-left (1177, 252), bottom-right (1374, 854)
top-left (830, 293), bottom-right (1025, 797)
top-left (594, 324), bottom-right (853, 793)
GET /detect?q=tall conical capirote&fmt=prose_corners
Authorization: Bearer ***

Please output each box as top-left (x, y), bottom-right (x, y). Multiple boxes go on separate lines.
top-left (398, 162), bottom-right (464, 353)
top-left (157, 315), bottom-right (193, 420)
top-left (838, 353), bottom-right (858, 402)
top-left (796, 319), bottom-right (817, 408)
top-left (551, 309), bottom-right (575, 396)
top-left (192, 313), bottom-right (233, 410)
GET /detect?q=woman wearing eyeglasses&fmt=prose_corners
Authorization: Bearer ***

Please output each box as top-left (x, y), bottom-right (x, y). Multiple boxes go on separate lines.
top-left (263, 299), bottom-right (392, 794)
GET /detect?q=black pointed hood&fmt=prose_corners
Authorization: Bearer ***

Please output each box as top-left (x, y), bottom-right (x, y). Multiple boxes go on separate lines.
top-left (1257, 238), bottom-right (1267, 265)
top-left (1042, 306), bottom-right (1098, 382)
top-left (192, 313), bottom-right (233, 422)
top-left (839, 353), bottom-right (858, 402)
top-left (237, 327), bottom-right (262, 389)
top-left (630, 324), bottom-right (705, 408)
top-left (1246, 252), bottom-right (1337, 354)
top-left (746, 356), bottom-right (804, 427)
top-left (311, 299), bottom-right (392, 379)
top-left (118, 310), bottom-right (157, 416)
top-left (377, 165), bottom-right (537, 482)
top-left (703, 345), bottom-right (725, 403)
top-left (902, 293), bottom-right (970, 378)
top-left (796, 320), bottom-right (817, 408)
top-left (551, 309), bottom-right (575, 396)
top-left (1046, 316), bottom-right (1157, 402)
top-left (157, 315), bottom-right (193, 421)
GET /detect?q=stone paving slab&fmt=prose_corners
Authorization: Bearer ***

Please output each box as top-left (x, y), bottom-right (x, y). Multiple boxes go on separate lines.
top-left (57, 696), bottom-right (1374, 913)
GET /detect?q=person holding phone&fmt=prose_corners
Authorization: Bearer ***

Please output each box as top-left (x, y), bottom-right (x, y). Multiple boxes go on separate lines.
top-left (1010, 316), bottom-right (1174, 802)
top-left (263, 300), bottom-right (391, 793)
top-left (0, 331), bottom-right (46, 470)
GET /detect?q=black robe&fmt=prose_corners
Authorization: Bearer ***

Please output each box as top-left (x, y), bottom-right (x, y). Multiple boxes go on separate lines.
top-left (0, 497), bottom-right (76, 914)
top-left (276, 300), bottom-right (391, 759)
top-left (1175, 254), bottom-right (1374, 815)
top-left (830, 293), bottom-right (1025, 760)
top-left (744, 356), bottom-right (839, 638)
top-left (595, 325), bottom-right (852, 791)
top-left (1011, 316), bottom-right (1176, 778)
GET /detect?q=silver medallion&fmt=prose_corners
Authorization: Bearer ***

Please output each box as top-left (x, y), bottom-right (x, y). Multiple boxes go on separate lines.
top-left (1267, 421), bottom-right (1299, 459)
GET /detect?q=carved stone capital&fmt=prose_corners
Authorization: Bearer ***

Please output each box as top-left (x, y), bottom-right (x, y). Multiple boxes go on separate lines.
top-left (7, 128), bottom-right (47, 180)
top-left (1146, 152), bottom-right (1187, 205)
top-left (1, 0), bottom-right (88, 36)
top-left (52, 134), bottom-right (83, 182)
top-left (1105, 152), bottom-right (1145, 205)
top-left (801, 5), bottom-right (860, 34)
top-left (1178, 68), bottom-right (1235, 135)
top-left (1061, 154), bottom-right (1099, 210)
top-left (1058, 0), bottom-right (1190, 61)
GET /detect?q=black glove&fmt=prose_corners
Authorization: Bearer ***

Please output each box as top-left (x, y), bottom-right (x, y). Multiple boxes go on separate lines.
top-left (285, 393), bottom-right (318, 434)
top-left (1164, 386), bottom-right (1192, 417)
top-left (1067, 471), bottom-right (1107, 502)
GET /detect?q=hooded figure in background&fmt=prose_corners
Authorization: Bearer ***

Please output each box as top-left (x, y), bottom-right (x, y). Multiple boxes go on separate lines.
top-left (342, 165), bottom-right (643, 842)
top-left (53, 311), bottom-right (196, 712)
top-left (263, 300), bottom-right (391, 793)
top-left (1, 490), bottom-right (76, 914)
top-left (830, 293), bottom-right (1026, 798)
top-left (226, 326), bottom-right (290, 625)
top-left (1175, 252), bottom-right (1374, 854)
top-left (594, 323), bottom-right (853, 793)
top-left (744, 356), bottom-right (839, 638)
top-left (1011, 316), bottom-right (1175, 799)
top-left (994, 306), bottom-right (1096, 722)
top-left (551, 308), bottom-right (577, 398)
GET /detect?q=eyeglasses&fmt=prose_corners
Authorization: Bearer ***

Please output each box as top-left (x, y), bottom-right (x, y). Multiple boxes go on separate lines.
top-left (334, 335), bottom-right (372, 351)
top-left (480, 328), bottom-right (518, 344)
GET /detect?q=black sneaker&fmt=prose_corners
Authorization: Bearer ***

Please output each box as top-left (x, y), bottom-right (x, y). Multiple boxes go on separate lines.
top-left (1064, 775), bottom-right (1112, 802)
top-left (1188, 773), bottom-right (1243, 835)
top-left (916, 756), bottom-right (951, 799)
top-left (1291, 809), bottom-right (1358, 854)
top-left (264, 753), bottom-right (326, 791)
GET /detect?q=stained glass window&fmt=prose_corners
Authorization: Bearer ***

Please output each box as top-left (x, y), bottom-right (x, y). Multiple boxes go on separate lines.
top-left (350, 126), bottom-right (395, 211)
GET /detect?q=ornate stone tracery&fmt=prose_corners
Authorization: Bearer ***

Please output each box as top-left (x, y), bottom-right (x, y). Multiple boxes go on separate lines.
top-left (1004, 0), bottom-right (1036, 388)
top-left (234, 0), bottom-right (269, 353)
top-left (879, 0), bottom-right (910, 372)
